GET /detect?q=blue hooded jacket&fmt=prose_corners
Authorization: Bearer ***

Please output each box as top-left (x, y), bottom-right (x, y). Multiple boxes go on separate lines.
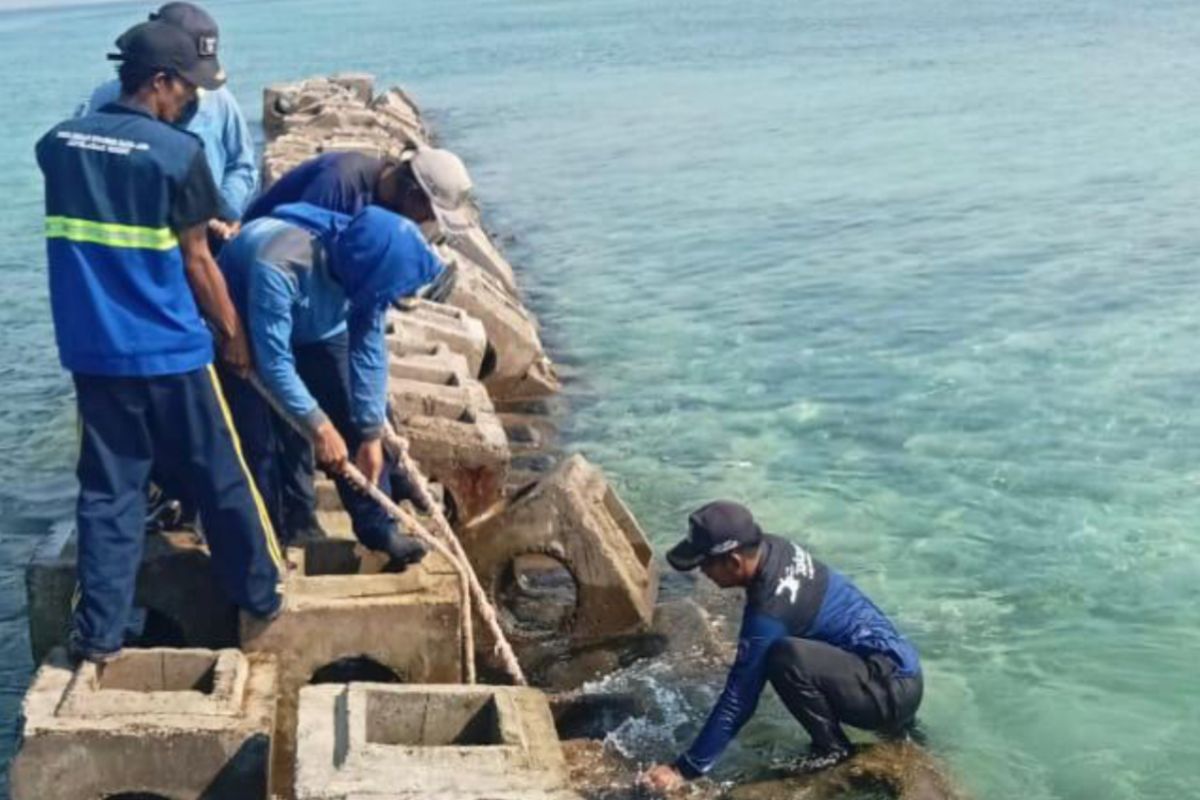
top-left (219, 202), bottom-right (443, 436)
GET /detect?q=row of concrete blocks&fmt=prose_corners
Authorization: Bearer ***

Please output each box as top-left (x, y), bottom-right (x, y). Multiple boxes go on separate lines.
top-left (22, 453), bottom-right (658, 795)
top-left (261, 73), bottom-right (560, 401)
top-left (11, 644), bottom-right (580, 800)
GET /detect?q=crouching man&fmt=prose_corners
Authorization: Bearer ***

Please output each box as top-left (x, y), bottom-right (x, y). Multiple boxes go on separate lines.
top-left (216, 201), bottom-right (443, 566)
top-left (642, 501), bottom-right (923, 791)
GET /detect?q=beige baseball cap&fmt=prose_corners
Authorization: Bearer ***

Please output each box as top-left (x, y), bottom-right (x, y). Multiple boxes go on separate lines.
top-left (407, 146), bottom-right (474, 235)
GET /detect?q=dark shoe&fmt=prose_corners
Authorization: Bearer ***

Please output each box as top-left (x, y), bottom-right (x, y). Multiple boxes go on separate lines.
top-left (381, 532), bottom-right (427, 572)
top-left (145, 490), bottom-right (184, 534)
top-left (67, 631), bottom-right (120, 665)
top-left (789, 745), bottom-right (853, 774)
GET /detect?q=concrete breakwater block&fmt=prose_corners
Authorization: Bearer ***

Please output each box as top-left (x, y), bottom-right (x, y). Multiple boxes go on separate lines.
top-left (438, 250), bottom-right (561, 400)
top-left (387, 299), bottom-right (491, 380)
top-left (261, 76), bottom-right (429, 188)
top-left (10, 647), bottom-right (277, 799)
top-left (295, 683), bottom-right (581, 800)
top-left (240, 538), bottom-right (465, 799)
top-left (264, 74), bottom-right (378, 137)
top-left (25, 525), bottom-right (237, 664)
top-left (369, 87), bottom-right (429, 146)
top-left (445, 223), bottom-right (519, 296)
top-left (388, 347), bottom-right (510, 525)
top-left (460, 454), bottom-right (659, 651)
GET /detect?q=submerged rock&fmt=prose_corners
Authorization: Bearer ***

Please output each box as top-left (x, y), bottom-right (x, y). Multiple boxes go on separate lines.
top-left (725, 741), bottom-right (966, 800)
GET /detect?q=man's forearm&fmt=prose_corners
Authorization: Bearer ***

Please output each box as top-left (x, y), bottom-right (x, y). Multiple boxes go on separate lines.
top-left (181, 232), bottom-right (240, 340)
top-left (347, 310), bottom-right (388, 439)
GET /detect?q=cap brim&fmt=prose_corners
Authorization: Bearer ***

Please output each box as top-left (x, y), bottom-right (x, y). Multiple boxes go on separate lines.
top-left (666, 539), bottom-right (706, 572)
top-left (182, 58), bottom-right (225, 91)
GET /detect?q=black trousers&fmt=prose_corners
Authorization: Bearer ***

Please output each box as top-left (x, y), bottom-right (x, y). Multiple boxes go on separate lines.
top-left (766, 638), bottom-right (923, 752)
top-left (218, 332), bottom-right (397, 550)
top-left (72, 368), bottom-right (284, 655)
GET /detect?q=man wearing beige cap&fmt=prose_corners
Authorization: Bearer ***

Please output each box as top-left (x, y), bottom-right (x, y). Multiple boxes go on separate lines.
top-left (244, 147), bottom-right (474, 238)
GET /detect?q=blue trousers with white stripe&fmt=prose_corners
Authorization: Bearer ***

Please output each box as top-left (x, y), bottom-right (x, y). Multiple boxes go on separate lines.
top-left (71, 367), bottom-right (283, 657)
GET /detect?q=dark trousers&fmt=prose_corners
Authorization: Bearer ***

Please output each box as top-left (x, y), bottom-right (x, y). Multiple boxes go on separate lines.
top-left (767, 638), bottom-right (923, 752)
top-left (72, 368), bottom-right (283, 656)
top-left (219, 332), bottom-right (397, 550)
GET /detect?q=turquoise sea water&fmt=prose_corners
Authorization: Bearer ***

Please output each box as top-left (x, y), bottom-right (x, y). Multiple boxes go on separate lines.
top-left (2, 0), bottom-right (1199, 797)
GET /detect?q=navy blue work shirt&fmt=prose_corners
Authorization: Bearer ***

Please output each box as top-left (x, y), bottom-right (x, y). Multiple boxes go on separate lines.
top-left (36, 101), bottom-right (220, 376)
top-left (244, 152), bottom-right (385, 222)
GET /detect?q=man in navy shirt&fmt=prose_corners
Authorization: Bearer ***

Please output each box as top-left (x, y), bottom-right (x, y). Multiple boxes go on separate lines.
top-left (244, 148), bottom-right (473, 237)
top-left (642, 502), bottom-right (923, 791)
top-left (35, 20), bottom-right (283, 662)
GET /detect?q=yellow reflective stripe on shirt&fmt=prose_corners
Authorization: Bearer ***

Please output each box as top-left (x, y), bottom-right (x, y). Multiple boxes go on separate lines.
top-left (45, 216), bottom-right (177, 251)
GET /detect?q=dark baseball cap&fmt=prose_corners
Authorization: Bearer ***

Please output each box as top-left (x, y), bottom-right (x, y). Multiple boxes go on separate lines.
top-left (109, 18), bottom-right (225, 90)
top-left (151, 2), bottom-right (222, 63)
top-left (666, 501), bottom-right (764, 571)
top-left (151, 2), bottom-right (219, 37)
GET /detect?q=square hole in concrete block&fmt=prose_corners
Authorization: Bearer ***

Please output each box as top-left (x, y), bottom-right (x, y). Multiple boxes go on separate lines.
top-left (365, 691), bottom-right (504, 747)
top-left (98, 651), bottom-right (218, 693)
top-left (303, 539), bottom-right (389, 576)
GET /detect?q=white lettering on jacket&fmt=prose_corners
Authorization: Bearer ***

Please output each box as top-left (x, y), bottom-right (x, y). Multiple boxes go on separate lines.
top-left (774, 547), bottom-right (815, 605)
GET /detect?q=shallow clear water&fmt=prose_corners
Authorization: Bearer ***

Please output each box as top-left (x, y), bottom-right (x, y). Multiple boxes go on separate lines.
top-left (2, 0), bottom-right (1199, 797)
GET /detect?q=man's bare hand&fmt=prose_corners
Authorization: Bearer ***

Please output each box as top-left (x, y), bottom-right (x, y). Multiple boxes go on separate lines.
top-left (355, 438), bottom-right (385, 484)
top-left (207, 218), bottom-right (241, 240)
top-left (314, 422), bottom-right (348, 474)
top-left (218, 326), bottom-right (252, 378)
top-left (640, 764), bottom-right (684, 794)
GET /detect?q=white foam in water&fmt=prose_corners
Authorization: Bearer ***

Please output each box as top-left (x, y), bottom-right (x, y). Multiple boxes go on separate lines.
top-left (582, 660), bottom-right (712, 762)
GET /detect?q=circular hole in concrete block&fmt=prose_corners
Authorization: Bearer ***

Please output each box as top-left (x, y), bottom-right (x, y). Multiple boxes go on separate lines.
top-left (497, 553), bottom-right (578, 639)
top-left (309, 656), bottom-right (403, 685)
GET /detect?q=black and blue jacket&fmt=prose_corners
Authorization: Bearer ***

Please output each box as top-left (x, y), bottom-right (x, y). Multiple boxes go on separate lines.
top-left (675, 534), bottom-right (920, 778)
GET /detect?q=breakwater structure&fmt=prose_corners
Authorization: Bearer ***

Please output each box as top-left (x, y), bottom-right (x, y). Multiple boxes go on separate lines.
top-left (10, 74), bottom-right (963, 800)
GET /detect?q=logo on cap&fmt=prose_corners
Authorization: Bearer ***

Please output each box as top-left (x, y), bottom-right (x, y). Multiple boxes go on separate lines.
top-left (709, 539), bottom-right (739, 556)
top-left (198, 35), bottom-right (217, 57)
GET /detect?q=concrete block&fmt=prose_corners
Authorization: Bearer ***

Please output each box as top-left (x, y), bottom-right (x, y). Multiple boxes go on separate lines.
top-left (370, 87), bottom-right (429, 145)
top-left (330, 72), bottom-right (375, 103)
top-left (25, 525), bottom-right (238, 664)
top-left (240, 541), bottom-right (465, 798)
top-left (263, 77), bottom-right (364, 139)
top-left (10, 647), bottom-right (277, 799)
top-left (387, 299), bottom-right (490, 379)
top-left (387, 349), bottom-right (511, 525)
top-left (387, 341), bottom-right (473, 390)
top-left (439, 250), bottom-right (560, 401)
top-left (388, 347), bottom-right (488, 420)
top-left (295, 683), bottom-right (575, 799)
top-left (445, 224), bottom-right (518, 296)
top-left (460, 454), bottom-right (658, 646)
